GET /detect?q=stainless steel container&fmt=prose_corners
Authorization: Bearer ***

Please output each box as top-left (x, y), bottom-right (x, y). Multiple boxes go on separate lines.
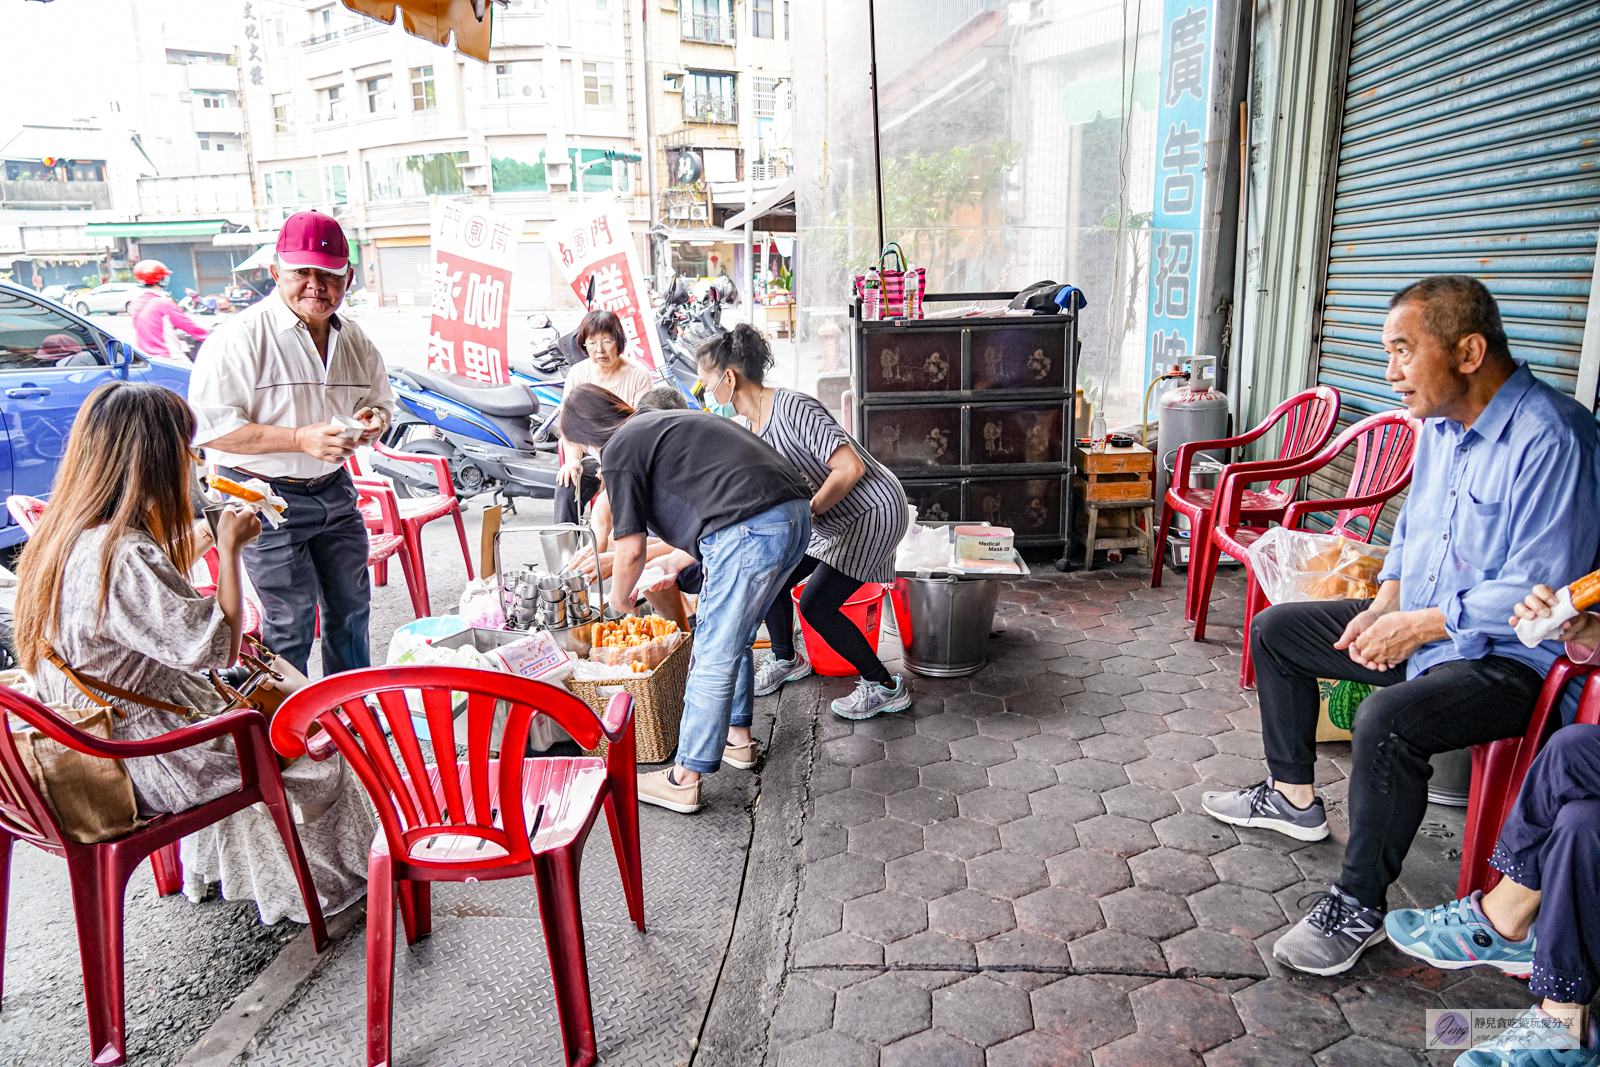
top-left (540, 529), bottom-right (582, 575)
top-left (1155, 355), bottom-right (1230, 507)
top-left (892, 574), bottom-right (1002, 678)
top-left (1428, 747), bottom-right (1473, 807)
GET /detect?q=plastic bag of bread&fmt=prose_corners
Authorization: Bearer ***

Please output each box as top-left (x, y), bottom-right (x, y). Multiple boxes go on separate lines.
top-left (587, 615), bottom-right (684, 670)
top-left (1247, 527), bottom-right (1390, 606)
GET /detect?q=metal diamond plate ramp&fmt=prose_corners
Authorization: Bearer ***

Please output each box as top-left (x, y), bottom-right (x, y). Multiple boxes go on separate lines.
top-left (247, 772), bottom-right (755, 1067)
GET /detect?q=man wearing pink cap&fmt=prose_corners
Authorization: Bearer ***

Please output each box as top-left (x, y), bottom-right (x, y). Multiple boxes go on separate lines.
top-left (188, 211), bottom-right (395, 674)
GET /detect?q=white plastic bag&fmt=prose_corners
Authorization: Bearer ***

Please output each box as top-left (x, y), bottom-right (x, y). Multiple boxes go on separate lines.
top-left (1248, 527), bottom-right (1389, 606)
top-left (895, 520), bottom-right (953, 574)
top-left (458, 578), bottom-right (505, 630)
top-left (385, 615), bottom-right (464, 666)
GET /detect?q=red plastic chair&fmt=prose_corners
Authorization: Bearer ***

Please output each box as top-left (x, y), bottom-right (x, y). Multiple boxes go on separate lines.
top-left (356, 482), bottom-right (430, 618)
top-left (1458, 661), bottom-right (1600, 897)
top-left (347, 442), bottom-right (474, 613)
top-left (270, 667), bottom-right (644, 1067)
top-left (1204, 410), bottom-right (1417, 688)
top-left (0, 685), bottom-right (328, 1066)
top-left (1152, 387), bottom-right (1341, 622)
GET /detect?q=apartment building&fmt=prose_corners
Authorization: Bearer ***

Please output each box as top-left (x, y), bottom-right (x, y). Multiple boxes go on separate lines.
top-left (244, 0), bottom-right (652, 308)
top-left (647, 0), bottom-right (793, 281)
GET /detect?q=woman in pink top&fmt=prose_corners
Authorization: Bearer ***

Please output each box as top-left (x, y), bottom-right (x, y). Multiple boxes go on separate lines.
top-left (555, 309), bottom-right (654, 525)
top-left (128, 259), bottom-right (208, 360)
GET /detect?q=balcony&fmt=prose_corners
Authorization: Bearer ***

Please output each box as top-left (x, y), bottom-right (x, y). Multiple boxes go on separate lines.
top-left (680, 11), bottom-right (734, 43)
top-left (684, 93), bottom-right (738, 124)
top-left (0, 180), bottom-right (112, 210)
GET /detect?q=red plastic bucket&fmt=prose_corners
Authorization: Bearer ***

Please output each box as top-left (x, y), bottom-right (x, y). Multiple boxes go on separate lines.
top-left (793, 581), bottom-right (886, 676)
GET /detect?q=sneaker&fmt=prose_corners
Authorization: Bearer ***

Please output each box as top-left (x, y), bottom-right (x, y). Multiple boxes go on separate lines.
top-left (723, 739), bottom-right (758, 769)
top-left (1201, 779), bottom-right (1330, 842)
top-left (637, 767), bottom-right (701, 814)
top-left (831, 676), bottom-right (912, 720)
top-left (1386, 891), bottom-right (1536, 977)
top-left (1455, 1007), bottom-right (1596, 1067)
top-left (1272, 886), bottom-right (1388, 976)
top-left (755, 651), bottom-right (812, 697)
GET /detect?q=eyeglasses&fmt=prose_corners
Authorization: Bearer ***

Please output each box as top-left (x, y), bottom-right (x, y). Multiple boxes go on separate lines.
top-left (584, 338), bottom-right (618, 351)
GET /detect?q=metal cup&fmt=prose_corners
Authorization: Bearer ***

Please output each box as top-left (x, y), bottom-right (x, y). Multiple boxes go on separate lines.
top-left (537, 574), bottom-right (567, 603)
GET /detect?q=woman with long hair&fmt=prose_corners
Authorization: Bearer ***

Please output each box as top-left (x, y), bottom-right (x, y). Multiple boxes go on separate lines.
top-left (559, 382), bottom-right (812, 814)
top-left (15, 382), bottom-right (372, 924)
top-left (555, 309), bottom-right (655, 525)
top-left (698, 324), bottom-right (911, 720)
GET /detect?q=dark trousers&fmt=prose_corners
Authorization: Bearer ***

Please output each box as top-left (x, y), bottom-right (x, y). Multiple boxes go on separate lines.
top-left (554, 458), bottom-right (600, 525)
top-left (236, 467), bottom-right (372, 677)
top-left (1253, 600), bottom-right (1543, 909)
top-left (1491, 724), bottom-right (1600, 1004)
top-left (765, 555), bottom-right (892, 685)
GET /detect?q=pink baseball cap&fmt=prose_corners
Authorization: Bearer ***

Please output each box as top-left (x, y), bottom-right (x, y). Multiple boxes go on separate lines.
top-left (276, 211), bottom-right (349, 274)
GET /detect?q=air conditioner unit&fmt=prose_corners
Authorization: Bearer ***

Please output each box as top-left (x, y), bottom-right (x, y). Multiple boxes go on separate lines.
top-left (689, 205), bottom-right (709, 220)
top-left (669, 204), bottom-right (690, 220)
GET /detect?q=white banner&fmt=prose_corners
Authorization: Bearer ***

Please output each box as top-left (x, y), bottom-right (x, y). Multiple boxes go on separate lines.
top-left (544, 197), bottom-right (662, 369)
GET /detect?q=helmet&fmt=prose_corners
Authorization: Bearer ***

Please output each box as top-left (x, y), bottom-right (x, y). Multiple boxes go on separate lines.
top-left (132, 260), bottom-right (172, 285)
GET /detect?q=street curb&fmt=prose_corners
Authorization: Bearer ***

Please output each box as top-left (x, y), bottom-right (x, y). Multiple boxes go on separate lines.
top-left (693, 680), bottom-right (821, 1067)
top-left (175, 901), bottom-right (367, 1067)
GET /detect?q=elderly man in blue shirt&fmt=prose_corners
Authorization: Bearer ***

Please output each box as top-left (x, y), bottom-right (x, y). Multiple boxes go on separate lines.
top-left (1201, 275), bottom-right (1600, 977)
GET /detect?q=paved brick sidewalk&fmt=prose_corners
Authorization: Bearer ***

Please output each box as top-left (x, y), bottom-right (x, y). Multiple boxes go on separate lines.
top-left (766, 563), bottom-right (1531, 1067)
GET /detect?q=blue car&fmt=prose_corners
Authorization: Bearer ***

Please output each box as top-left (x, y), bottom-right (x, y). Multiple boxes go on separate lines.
top-left (0, 281), bottom-right (193, 549)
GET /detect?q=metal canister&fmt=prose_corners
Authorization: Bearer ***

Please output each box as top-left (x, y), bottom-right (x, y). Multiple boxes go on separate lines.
top-left (1155, 354), bottom-right (1230, 510)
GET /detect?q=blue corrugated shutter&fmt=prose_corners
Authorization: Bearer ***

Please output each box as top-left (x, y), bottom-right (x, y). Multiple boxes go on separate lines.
top-left (1317, 0), bottom-right (1600, 417)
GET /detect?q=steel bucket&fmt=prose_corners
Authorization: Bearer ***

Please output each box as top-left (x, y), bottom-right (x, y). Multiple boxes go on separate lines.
top-left (889, 574), bottom-right (1001, 678)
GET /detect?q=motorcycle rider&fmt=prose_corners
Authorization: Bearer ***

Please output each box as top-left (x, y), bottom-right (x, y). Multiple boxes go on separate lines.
top-left (129, 259), bottom-right (209, 360)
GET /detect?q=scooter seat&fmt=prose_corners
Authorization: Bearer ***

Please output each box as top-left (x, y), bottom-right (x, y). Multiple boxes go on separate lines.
top-left (407, 368), bottom-right (539, 417)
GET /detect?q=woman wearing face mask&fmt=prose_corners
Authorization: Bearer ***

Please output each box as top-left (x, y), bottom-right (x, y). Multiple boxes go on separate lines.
top-left (555, 310), bottom-right (654, 525)
top-left (698, 324), bottom-right (912, 720)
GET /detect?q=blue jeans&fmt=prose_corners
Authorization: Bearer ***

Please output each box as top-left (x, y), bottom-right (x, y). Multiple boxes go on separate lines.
top-left (676, 498), bottom-right (811, 773)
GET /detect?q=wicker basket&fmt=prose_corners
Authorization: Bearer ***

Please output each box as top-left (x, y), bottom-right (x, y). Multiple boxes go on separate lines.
top-left (568, 633), bottom-right (693, 764)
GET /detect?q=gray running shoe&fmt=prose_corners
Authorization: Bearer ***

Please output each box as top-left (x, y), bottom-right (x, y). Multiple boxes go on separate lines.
top-left (1273, 887), bottom-right (1388, 976)
top-left (1201, 779), bottom-right (1329, 842)
top-left (755, 651), bottom-right (812, 697)
top-left (831, 676), bottom-right (912, 720)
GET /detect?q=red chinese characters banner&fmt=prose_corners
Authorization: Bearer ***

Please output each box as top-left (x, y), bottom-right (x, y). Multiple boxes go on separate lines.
top-left (429, 199), bottom-right (523, 384)
top-left (544, 198), bottom-right (662, 370)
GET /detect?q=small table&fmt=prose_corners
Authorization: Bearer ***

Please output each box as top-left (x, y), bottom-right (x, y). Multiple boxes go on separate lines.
top-left (1073, 443), bottom-right (1156, 570)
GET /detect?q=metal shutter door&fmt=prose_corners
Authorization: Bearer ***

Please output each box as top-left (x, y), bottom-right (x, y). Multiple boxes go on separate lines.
top-left (511, 243), bottom-right (552, 310)
top-left (378, 245), bottom-right (433, 305)
top-left (1318, 0), bottom-right (1600, 416)
top-left (1310, 0), bottom-right (1600, 534)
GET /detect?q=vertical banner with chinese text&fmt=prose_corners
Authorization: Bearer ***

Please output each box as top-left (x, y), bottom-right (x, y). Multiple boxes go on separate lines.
top-left (429, 199), bottom-right (523, 384)
top-left (1147, 0), bottom-right (1215, 382)
top-left (544, 197), bottom-right (662, 369)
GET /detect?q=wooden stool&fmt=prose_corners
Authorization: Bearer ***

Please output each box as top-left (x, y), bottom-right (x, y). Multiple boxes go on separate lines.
top-left (1073, 443), bottom-right (1156, 571)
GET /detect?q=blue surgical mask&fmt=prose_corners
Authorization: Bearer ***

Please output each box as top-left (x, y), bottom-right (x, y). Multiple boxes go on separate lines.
top-left (707, 372), bottom-right (738, 418)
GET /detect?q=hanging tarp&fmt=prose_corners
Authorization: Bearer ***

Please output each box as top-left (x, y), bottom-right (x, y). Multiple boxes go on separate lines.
top-left (340, 0), bottom-right (492, 62)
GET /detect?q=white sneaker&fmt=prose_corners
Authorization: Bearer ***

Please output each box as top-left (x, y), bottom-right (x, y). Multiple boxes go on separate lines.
top-left (755, 650), bottom-right (812, 697)
top-left (831, 676), bottom-right (912, 720)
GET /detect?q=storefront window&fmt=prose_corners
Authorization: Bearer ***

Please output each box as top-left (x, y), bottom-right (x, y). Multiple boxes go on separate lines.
top-left (365, 152), bottom-right (467, 201)
top-left (796, 0), bottom-right (1220, 425)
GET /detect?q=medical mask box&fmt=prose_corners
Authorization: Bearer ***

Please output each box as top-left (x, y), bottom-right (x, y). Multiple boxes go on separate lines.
top-left (491, 630), bottom-right (575, 684)
top-left (954, 525), bottom-right (1014, 561)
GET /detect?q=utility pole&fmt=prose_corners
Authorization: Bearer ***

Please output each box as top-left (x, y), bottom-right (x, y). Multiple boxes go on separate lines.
top-left (640, 0), bottom-right (660, 278)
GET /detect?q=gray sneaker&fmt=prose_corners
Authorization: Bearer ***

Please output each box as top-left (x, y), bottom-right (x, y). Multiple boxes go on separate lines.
top-left (1201, 779), bottom-right (1329, 842)
top-left (755, 651), bottom-right (812, 697)
top-left (831, 676), bottom-right (912, 720)
top-left (1273, 887), bottom-right (1388, 976)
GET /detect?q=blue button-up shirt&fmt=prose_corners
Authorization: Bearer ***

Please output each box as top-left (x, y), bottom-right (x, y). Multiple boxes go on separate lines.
top-left (1377, 362), bottom-right (1600, 682)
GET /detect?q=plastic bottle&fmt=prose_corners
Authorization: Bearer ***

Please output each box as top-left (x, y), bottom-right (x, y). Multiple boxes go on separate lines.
top-left (863, 266), bottom-right (881, 321)
top-left (1088, 412), bottom-right (1108, 454)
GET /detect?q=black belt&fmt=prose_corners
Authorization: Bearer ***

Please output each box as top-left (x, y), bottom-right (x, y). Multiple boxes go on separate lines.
top-left (218, 464), bottom-right (345, 491)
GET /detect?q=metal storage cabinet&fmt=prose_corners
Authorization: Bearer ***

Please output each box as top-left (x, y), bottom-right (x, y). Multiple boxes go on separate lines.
top-left (850, 292), bottom-right (1081, 547)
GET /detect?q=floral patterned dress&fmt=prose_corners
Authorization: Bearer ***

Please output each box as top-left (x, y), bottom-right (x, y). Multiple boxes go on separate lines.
top-left (32, 526), bottom-right (372, 924)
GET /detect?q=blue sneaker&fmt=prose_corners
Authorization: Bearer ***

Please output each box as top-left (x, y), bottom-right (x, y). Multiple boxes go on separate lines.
top-left (1386, 891), bottom-right (1535, 978)
top-left (1455, 1008), bottom-right (1597, 1067)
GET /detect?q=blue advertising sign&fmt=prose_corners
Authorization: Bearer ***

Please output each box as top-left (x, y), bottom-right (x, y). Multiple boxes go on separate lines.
top-left (1147, 0), bottom-right (1214, 381)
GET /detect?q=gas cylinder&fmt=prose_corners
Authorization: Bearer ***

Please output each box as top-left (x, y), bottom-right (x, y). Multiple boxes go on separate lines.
top-left (1155, 355), bottom-right (1229, 510)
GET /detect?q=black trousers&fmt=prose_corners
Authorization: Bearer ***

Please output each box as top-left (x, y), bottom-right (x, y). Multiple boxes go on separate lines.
top-left (765, 555), bottom-right (892, 685)
top-left (554, 457), bottom-right (601, 526)
top-left (1252, 599), bottom-right (1543, 910)
top-left (233, 467), bottom-right (372, 677)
